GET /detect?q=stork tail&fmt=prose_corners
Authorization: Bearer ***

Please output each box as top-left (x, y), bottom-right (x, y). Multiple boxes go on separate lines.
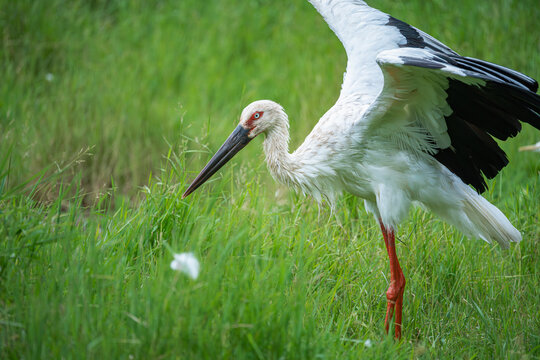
top-left (462, 189), bottom-right (522, 249)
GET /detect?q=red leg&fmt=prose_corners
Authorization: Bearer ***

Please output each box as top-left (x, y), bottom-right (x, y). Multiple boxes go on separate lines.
top-left (379, 221), bottom-right (406, 339)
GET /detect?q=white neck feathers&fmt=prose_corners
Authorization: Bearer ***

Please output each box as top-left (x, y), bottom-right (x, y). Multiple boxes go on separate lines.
top-left (262, 113), bottom-right (298, 188)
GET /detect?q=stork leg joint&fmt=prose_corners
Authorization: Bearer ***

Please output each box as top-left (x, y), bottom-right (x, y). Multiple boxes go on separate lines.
top-left (386, 276), bottom-right (406, 302)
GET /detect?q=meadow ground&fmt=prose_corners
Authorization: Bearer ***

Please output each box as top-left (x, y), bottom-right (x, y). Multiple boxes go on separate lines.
top-left (1, 0), bottom-right (539, 358)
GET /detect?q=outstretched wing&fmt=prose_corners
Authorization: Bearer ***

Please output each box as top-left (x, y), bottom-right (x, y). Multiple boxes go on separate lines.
top-left (308, 0), bottom-right (458, 99)
top-left (309, 0), bottom-right (539, 193)
top-left (363, 47), bottom-right (540, 193)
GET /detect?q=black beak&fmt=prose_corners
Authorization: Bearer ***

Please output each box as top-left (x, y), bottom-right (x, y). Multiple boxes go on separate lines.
top-left (182, 125), bottom-right (252, 199)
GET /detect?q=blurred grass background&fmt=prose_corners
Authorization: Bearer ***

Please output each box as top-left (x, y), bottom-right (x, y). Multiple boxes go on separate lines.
top-left (1, 0), bottom-right (539, 358)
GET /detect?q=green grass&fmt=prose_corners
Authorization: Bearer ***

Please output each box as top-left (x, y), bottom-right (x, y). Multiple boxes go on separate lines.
top-left (1, 0), bottom-right (539, 358)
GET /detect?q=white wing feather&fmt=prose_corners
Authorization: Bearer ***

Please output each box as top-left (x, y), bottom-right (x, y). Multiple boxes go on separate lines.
top-left (308, 0), bottom-right (404, 98)
top-left (308, 0), bottom-right (476, 153)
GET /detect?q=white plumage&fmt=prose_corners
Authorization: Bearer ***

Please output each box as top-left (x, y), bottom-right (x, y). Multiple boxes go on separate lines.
top-left (183, 0), bottom-right (540, 338)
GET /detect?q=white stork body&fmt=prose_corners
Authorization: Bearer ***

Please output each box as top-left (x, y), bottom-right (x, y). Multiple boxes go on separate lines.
top-left (184, 0), bottom-right (540, 338)
top-left (261, 102), bottom-right (520, 247)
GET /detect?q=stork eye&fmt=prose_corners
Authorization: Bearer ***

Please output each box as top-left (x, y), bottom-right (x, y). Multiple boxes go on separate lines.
top-left (246, 111), bottom-right (264, 128)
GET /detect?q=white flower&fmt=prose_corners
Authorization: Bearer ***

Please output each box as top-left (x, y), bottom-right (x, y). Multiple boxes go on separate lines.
top-left (363, 339), bottom-right (372, 348)
top-left (170, 252), bottom-right (200, 279)
top-left (45, 73), bottom-right (54, 82)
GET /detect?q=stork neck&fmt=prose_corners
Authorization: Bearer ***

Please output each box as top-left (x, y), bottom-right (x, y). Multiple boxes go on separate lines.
top-left (263, 120), bottom-right (297, 186)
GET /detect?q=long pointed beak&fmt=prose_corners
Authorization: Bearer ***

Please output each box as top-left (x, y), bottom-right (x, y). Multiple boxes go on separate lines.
top-left (182, 125), bottom-right (252, 199)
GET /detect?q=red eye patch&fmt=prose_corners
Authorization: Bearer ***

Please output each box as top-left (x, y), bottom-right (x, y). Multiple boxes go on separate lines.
top-left (247, 111), bottom-right (264, 128)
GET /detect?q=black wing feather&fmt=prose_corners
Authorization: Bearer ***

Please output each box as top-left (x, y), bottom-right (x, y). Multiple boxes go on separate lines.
top-left (387, 18), bottom-right (540, 192)
top-left (440, 68), bottom-right (539, 192)
top-left (384, 14), bottom-right (540, 193)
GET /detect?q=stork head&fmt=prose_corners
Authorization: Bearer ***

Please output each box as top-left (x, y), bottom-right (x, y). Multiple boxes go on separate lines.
top-left (238, 100), bottom-right (287, 138)
top-left (182, 100), bottom-right (284, 198)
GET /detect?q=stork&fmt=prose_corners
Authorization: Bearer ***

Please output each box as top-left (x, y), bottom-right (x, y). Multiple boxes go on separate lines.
top-left (182, 0), bottom-right (540, 339)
